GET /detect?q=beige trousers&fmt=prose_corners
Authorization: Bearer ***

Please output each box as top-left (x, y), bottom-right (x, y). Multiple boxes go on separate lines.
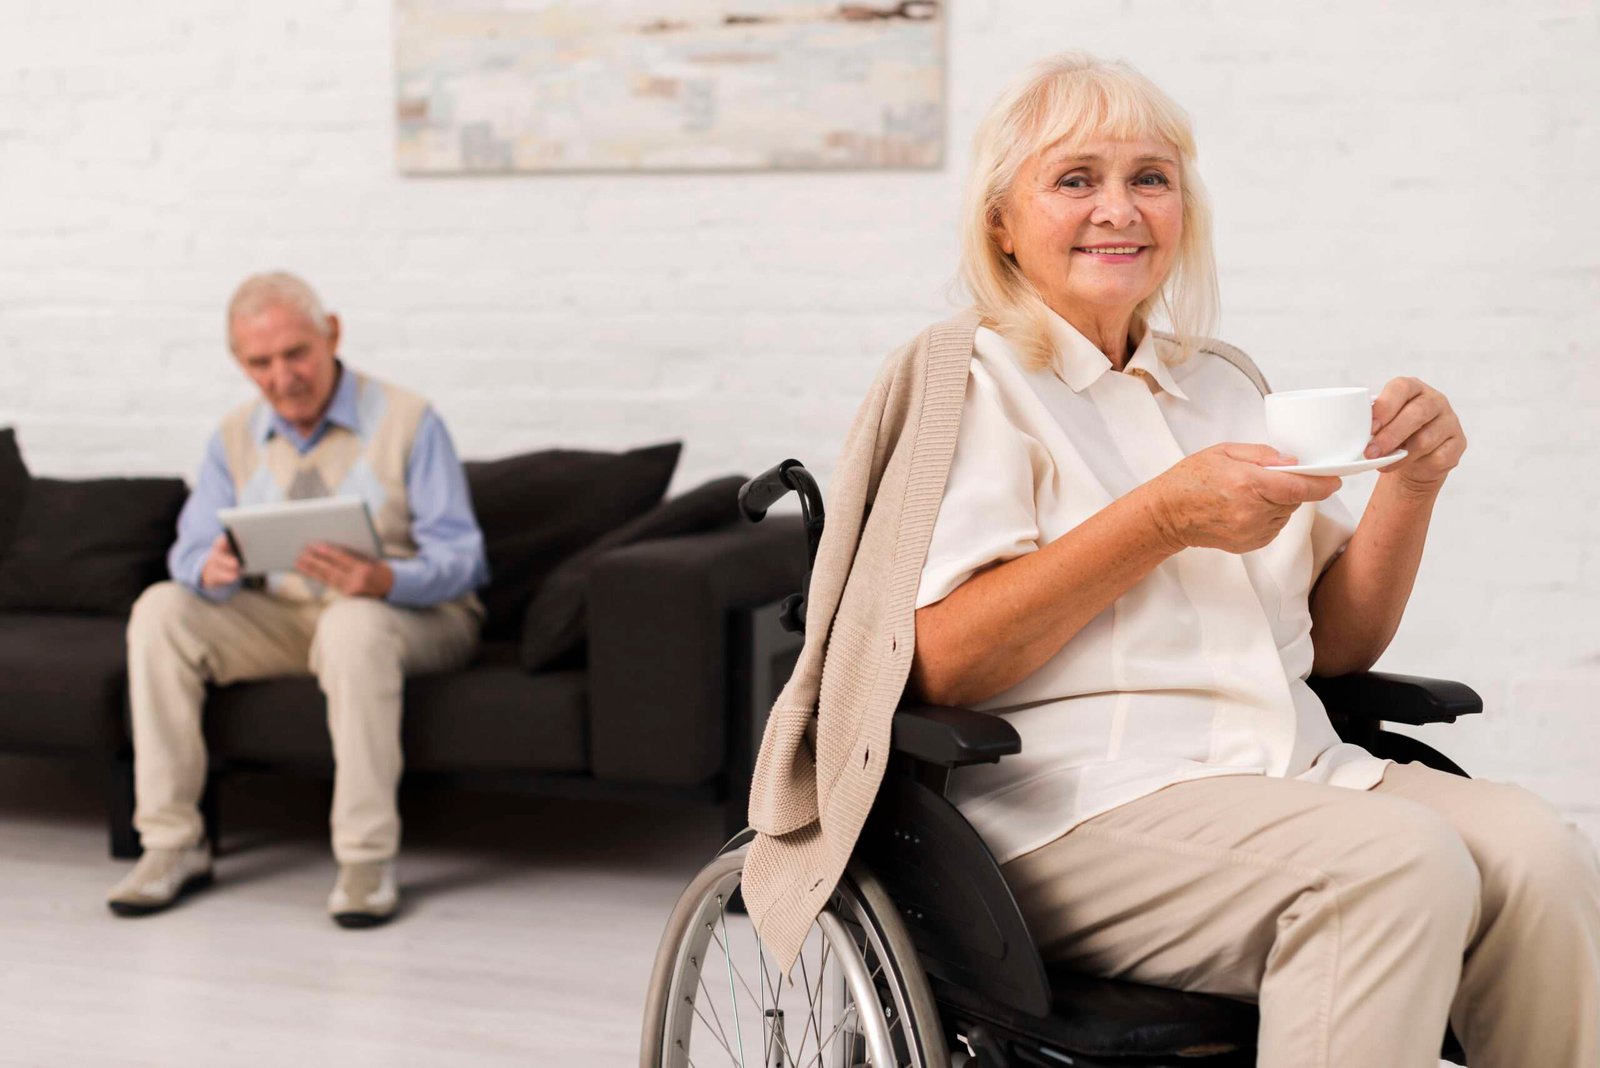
top-left (1001, 760), bottom-right (1600, 1068)
top-left (126, 582), bottom-right (480, 863)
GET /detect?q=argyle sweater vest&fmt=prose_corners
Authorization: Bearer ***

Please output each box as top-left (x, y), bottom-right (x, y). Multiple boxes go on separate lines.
top-left (217, 370), bottom-right (426, 602)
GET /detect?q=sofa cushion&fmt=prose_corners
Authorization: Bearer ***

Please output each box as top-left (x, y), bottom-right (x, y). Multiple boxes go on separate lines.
top-left (519, 474), bottom-right (747, 671)
top-left (0, 613), bottom-right (129, 752)
top-left (0, 476), bottom-right (187, 616)
top-left (465, 441), bottom-right (680, 640)
top-left (204, 647), bottom-right (587, 773)
top-left (0, 428), bottom-right (27, 556)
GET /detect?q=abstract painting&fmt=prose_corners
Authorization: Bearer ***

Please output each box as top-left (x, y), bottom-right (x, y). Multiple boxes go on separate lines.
top-left (395, 1), bottom-right (944, 172)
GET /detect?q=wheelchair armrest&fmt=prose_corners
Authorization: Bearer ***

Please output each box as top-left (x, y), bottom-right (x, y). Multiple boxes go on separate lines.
top-left (1307, 671), bottom-right (1483, 725)
top-left (889, 675), bottom-right (1477, 769)
top-left (891, 702), bottom-right (1021, 768)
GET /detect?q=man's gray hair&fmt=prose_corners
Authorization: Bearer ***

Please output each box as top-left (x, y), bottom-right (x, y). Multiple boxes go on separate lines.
top-left (226, 271), bottom-right (332, 342)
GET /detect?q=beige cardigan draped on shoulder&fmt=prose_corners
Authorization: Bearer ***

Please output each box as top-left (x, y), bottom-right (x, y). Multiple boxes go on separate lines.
top-left (741, 311), bottom-right (980, 971)
top-left (740, 311), bottom-right (1271, 971)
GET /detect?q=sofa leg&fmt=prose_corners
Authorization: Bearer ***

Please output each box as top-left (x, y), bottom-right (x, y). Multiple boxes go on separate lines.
top-left (201, 773), bottom-right (221, 857)
top-left (109, 751), bottom-right (140, 860)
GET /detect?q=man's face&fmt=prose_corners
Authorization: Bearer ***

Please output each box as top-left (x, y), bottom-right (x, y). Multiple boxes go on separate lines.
top-left (229, 303), bottom-right (341, 434)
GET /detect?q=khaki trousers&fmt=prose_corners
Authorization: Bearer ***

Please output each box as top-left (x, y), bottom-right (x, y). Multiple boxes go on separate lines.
top-left (1001, 760), bottom-right (1600, 1068)
top-left (126, 582), bottom-right (480, 863)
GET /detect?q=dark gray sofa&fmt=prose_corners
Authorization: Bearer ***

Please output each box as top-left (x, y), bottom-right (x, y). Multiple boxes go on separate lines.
top-left (115, 514), bottom-right (807, 858)
top-left (0, 613), bottom-right (134, 757)
top-left (0, 428), bottom-right (807, 858)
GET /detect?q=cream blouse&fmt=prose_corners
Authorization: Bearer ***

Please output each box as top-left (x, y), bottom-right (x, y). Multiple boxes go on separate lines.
top-left (915, 314), bottom-right (1392, 865)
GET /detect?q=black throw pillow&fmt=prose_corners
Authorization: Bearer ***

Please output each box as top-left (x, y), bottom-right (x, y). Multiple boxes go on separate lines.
top-left (0, 476), bottom-right (188, 616)
top-left (0, 428), bottom-right (28, 556)
top-left (518, 473), bottom-right (748, 672)
top-left (466, 441), bottom-right (681, 640)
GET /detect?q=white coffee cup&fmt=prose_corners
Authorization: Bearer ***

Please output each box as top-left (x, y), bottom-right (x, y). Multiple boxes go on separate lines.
top-left (1263, 387), bottom-right (1372, 466)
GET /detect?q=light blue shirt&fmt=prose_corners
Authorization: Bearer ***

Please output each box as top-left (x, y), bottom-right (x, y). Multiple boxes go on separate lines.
top-left (169, 367), bottom-right (489, 607)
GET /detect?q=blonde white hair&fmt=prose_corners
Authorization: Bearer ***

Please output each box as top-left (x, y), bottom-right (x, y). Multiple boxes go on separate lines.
top-left (960, 53), bottom-right (1219, 370)
top-left (226, 271), bottom-right (332, 348)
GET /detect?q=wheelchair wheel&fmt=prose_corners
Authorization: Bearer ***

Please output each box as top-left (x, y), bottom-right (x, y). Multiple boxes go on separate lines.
top-left (641, 838), bottom-right (946, 1068)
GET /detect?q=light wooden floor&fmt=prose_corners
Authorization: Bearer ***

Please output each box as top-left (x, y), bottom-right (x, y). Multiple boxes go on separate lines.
top-left (0, 753), bottom-right (727, 1066)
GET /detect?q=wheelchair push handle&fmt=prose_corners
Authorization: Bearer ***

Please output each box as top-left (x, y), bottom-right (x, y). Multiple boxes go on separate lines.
top-left (739, 459), bottom-right (827, 634)
top-left (738, 460), bottom-right (824, 554)
top-left (737, 460), bottom-right (793, 522)
top-left (739, 459), bottom-right (811, 521)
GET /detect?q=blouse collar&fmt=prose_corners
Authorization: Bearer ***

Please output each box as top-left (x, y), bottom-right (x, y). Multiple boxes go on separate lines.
top-left (1045, 309), bottom-right (1190, 402)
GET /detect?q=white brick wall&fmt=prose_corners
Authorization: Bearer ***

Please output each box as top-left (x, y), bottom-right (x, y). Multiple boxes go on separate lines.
top-left (2, 2), bottom-right (1597, 836)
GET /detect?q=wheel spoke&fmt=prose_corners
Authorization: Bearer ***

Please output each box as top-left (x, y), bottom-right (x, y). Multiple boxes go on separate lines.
top-left (710, 929), bottom-right (771, 1017)
top-left (864, 949), bottom-right (903, 1039)
top-left (790, 953), bottom-right (814, 1068)
top-left (759, 940), bottom-right (770, 1016)
top-left (695, 971), bottom-right (737, 1061)
top-left (755, 947), bottom-right (800, 1068)
top-left (846, 920), bottom-right (901, 1061)
top-left (690, 999), bottom-right (739, 1064)
top-left (766, 1004), bottom-right (802, 1067)
top-left (662, 863), bottom-right (921, 1068)
top-left (766, 1025), bottom-right (800, 1068)
top-left (793, 936), bottom-right (832, 1067)
top-left (761, 942), bottom-right (788, 1047)
top-left (758, 941), bottom-right (774, 1066)
top-left (704, 906), bottom-right (803, 1067)
top-left (716, 898), bottom-right (748, 1066)
top-left (806, 1001), bottom-right (861, 1068)
top-left (763, 947), bottom-right (796, 1067)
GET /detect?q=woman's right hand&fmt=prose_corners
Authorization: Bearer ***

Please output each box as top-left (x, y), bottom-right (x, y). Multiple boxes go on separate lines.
top-left (1148, 443), bottom-right (1343, 555)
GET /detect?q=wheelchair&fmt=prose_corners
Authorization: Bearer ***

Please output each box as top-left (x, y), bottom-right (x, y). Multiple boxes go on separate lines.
top-left (641, 460), bottom-right (1482, 1068)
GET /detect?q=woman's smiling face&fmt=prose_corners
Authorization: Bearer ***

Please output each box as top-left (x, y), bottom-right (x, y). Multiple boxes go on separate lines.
top-left (995, 136), bottom-right (1184, 329)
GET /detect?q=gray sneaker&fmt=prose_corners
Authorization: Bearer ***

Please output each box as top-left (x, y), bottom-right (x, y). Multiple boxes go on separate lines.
top-left (107, 841), bottom-right (213, 917)
top-left (328, 859), bottom-right (399, 928)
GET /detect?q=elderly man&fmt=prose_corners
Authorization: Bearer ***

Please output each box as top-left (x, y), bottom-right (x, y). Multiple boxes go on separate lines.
top-left (107, 271), bottom-right (488, 927)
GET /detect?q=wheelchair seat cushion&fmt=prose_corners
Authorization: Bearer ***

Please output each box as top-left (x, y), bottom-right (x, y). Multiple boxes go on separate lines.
top-left (1032, 966), bottom-right (1257, 1058)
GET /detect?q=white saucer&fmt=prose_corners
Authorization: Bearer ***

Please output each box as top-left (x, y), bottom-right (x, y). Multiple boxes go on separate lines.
top-left (1262, 449), bottom-right (1407, 476)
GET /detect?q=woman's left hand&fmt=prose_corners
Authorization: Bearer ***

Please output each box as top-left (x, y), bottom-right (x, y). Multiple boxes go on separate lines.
top-left (1366, 376), bottom-right (1467, 494)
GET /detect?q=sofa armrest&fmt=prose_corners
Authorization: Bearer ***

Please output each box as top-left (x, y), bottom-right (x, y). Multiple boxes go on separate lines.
top-left (1308, 671), bottom-right (1483, 726)
top-left (586, 515), bottom-right (807, 786)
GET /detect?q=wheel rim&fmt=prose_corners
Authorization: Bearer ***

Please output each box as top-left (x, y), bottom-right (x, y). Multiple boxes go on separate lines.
top-left (653, 848), bottom-right (926, 1068)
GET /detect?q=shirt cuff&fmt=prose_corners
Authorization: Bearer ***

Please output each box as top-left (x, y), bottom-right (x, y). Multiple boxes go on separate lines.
top-left (195, 580), bottom-right (241, 603)
top-left (384, 558), bottom-right (431, 607)
top-left (177, 553), bottom-right (240, 602)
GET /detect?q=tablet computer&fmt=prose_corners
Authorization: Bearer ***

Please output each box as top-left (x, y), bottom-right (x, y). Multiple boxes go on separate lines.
top-left (218, 496), bottom-right (382, 575)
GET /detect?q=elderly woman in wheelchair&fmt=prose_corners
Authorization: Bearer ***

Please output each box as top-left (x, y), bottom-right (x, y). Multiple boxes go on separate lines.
top-left (643, 54), bottom-right (1600, 1068)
